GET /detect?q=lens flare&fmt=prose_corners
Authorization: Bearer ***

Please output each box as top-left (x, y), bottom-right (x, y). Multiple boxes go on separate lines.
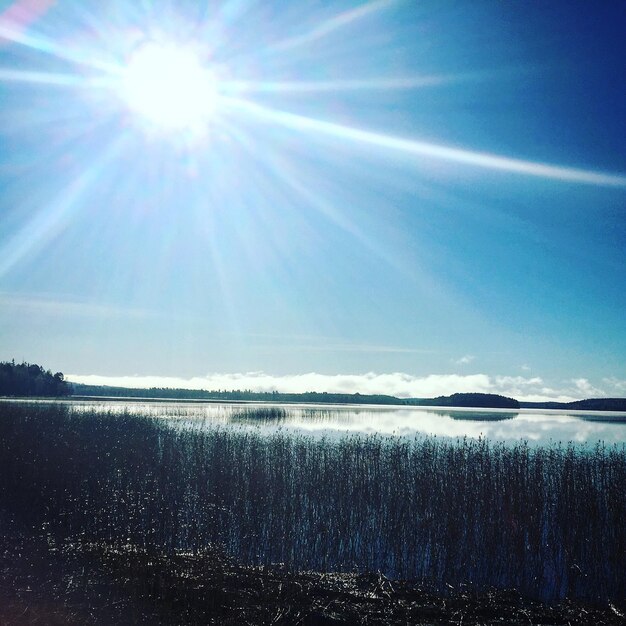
top-left (121, 42), bottom-right (218, 132)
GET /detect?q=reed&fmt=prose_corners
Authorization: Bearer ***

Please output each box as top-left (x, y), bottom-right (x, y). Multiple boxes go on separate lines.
top-left (0, 401), bottom-right (624, 603)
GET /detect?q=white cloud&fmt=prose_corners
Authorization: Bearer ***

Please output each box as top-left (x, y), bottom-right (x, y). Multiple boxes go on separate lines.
top-left (494, 376), bottom-right (543, 386)
top-left (521, 364), bottom-right (531, 371)
top-left (64, 370), bottom-right (599, 402)
top-left (454, 355), bottom-right (475, 365)
top-left (572, 378), bottom-right (605, 398)
top-left (68, 371), bottom-right (492, 398)
top-left (602, 377), bottom-right (626, 395)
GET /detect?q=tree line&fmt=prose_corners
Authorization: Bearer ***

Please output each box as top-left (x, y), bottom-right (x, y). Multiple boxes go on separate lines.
top-left (0, 361), bottom-right (70, 397)
top-left (70, 384), bottom-right (403, 405)
top-left (71, 385), bottom-right (521, 408)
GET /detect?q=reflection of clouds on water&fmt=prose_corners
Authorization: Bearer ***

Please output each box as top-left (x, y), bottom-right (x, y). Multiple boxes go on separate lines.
top-left (260, 407), bottom-right (626, 446)
top-left (7, 399), bottom-right (626, 447)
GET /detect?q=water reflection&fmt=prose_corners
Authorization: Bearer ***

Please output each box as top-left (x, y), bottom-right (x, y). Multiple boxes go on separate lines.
top-left (446, 410), bottom-right (517, 421)
top-left (5, 398), bottom-right (626, 446)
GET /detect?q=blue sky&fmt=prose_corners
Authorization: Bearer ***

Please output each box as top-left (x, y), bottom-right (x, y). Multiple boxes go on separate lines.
top-left (0, 0), bottom-right (625, 400)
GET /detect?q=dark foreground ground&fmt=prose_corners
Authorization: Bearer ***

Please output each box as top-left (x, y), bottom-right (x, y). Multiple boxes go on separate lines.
top-left (1, 523), bottom-right (624, 626)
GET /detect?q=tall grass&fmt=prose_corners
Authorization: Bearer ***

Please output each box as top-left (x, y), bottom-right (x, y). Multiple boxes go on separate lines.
top-left (0, 401), bottom-right (624, 603)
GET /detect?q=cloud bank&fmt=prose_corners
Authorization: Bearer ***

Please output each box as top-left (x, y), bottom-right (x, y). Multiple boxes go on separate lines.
top-left (66, 371), bottom-right (624, 402)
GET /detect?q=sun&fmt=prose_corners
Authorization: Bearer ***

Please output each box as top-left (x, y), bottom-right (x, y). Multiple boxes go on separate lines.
top-left (121, 42), bottom-right (218, 132)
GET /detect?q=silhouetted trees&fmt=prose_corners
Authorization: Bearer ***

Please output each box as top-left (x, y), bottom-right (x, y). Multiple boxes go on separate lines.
top-left (406, 393), bottom-right (520, 409)
top-left (70, 384), bottom-right (403, 405)
top-left (520, 398), bottom-right (626, 411)
top-left (68, 384), bottom-right (624, 411)
top-left (0, 361), bottom-right (70, 397)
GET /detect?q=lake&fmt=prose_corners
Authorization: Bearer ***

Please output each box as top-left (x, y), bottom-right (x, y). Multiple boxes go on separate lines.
top-left (9, 397), bottom-right (626, 446)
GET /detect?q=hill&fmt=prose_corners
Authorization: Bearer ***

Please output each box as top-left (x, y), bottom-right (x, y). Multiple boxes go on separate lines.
top-left (520, 398), bottom-right (626, 412)
top-left (405, 392), bottom-right (520, 409)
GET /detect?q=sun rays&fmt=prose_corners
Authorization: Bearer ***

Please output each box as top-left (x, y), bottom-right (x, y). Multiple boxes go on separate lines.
top-left (223, 97), bottom-right (626, 188)
top-left (0, 136), bottom-right (126, 279)
top-left (1, 1), bottom-right (624, 186)
top-left (260, 0), bottom-right (394, 54)
top-left (1, 0), bottom-right (626, 301)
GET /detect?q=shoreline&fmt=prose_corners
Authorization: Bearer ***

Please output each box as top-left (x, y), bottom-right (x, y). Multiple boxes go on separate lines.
top-left (1, 522), bottom-right (624, 625)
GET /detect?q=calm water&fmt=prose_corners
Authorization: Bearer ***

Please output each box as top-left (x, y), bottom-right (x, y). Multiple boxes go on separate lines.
top-left (10, 398), bottom-right (626, 447)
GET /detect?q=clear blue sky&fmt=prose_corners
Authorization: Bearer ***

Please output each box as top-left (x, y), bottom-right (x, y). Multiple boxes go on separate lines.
top-left (1, 1), bottom-right (625, 400)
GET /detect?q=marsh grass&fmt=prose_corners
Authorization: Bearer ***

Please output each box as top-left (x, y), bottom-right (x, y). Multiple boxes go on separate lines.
top-left (0, 401), bottom-right (624, 603)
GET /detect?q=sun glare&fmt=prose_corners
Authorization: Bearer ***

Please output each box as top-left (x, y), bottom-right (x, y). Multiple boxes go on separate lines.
top-left (122, 42), bottom-right (217, 132)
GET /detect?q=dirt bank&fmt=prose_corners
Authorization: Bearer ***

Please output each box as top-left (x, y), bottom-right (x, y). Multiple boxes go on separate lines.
top-left (1, 523), bottom-right (623, 625)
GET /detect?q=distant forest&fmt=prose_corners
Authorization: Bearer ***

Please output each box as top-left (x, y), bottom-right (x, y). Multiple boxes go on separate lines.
top-left (70, 384), bottom-right (520, 408)
top-left (70, 384), bottom-right (626, 411)
top-left (70, 385), bottom-right (403, 405)
top-left (0, 361), bottom-right (70, 397)
top-left (2, 362), bottom-right (624, 410)
top-left (406, 393), bottom-right (519, 409)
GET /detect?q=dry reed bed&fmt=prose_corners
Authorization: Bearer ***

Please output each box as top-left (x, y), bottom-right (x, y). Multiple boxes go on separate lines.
top-left (0, 401), bottom-right (624, 605)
